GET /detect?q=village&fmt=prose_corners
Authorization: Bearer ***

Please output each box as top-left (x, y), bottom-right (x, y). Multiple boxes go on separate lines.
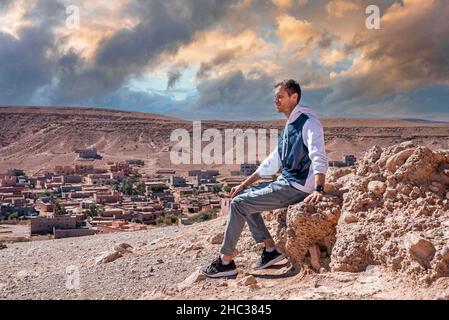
top-left (0, 148), bottom-right (356, 242)
top-left (0, 148), bottom-right (267, 241)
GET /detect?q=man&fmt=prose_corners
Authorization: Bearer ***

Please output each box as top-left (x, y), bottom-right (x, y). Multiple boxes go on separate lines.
top-left (202, 79), bottom-right (328, 278)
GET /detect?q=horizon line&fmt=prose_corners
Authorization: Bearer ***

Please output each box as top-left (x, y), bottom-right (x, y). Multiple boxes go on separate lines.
top-left (0, 105), bottom-right (448, 124)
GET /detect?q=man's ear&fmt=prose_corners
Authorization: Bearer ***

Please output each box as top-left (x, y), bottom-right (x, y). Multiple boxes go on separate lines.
top-left (291, 93), bottom-right (298, 103)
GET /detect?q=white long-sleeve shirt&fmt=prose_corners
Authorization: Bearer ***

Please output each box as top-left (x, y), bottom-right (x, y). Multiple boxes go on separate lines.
top-left (255, 104), bottom-right (328, 193)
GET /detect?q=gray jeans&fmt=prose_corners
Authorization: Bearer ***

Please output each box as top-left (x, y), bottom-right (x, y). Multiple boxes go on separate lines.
top-left (220, 176), bottom-right (310, 256)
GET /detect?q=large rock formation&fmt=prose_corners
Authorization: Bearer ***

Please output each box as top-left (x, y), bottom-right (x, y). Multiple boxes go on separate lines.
top-left (273, 194), bottom-right (342, 271)
top-left (277, 142), bottom-right (449, 283)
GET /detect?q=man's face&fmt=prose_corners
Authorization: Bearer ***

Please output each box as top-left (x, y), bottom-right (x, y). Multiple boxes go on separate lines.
top-left (274, 87), bottom-right (296, 113)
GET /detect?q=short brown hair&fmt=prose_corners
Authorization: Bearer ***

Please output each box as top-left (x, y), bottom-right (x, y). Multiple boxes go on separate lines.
top-left (275, 79), bottom-right (301, 104)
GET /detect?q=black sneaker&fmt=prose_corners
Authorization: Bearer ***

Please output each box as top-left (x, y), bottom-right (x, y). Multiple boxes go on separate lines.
top-left (202, 257), bottom-right (238, 278)
top-left (253, 249), bottom-right (286, 270)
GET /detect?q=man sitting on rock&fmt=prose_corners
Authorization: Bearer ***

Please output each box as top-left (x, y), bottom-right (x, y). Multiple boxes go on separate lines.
top-left (202, 79), bottom-right (329, 278)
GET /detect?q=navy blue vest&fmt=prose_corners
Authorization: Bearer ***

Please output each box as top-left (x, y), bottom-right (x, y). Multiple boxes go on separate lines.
top-left (278, 113), bottom-right (311, 186)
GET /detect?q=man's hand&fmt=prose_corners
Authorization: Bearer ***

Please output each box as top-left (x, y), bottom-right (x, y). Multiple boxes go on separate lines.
top-left (303, 191), bottom-right (324, 205)
top-left (229, 184), bottom-right (245, 199)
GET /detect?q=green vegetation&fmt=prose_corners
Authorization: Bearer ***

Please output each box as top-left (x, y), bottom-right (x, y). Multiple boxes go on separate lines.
top-left (113, 178), bottom-right (147, 196)
top-left (53, 202), bottom-right (67, 216)
top-left (120, 178), bottom-right (135, 196)
top-left (86, 203), bottom-right (104, 218)
top-left (188, 209), bottom-right (218, 223)
top-left (130, 218), bottom-right (143, 224)
top-left (7, 212), bottom-right (19, 220)
top-left (156, 214), bottom-right (179, 226)
top-left (223, 186), bottom-right (232, 193)
top-left (135, 181), bottom-right (147, 196)
top-left (211, 184), bottom-right (222, 194)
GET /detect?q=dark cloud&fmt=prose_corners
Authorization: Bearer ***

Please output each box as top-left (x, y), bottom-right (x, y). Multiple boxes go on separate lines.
top-left (0, 0), bottom-right (238, 109)
top-left (0, 0), bottom-right (67, 104)
top-left (167, 70), bottom-right (182, 89)
top-left (0, 27), bottom-right (56, 104)
top-left (23, 0), bottom-right (65, 26)
top-left (187, 70), bottom-right (279, 120)
top-left (54, 0), bottom-right (238, 102)
top-left (197, 48), bottom-right (237, 79)
top-left (317, 31), bottom-right (339, 49)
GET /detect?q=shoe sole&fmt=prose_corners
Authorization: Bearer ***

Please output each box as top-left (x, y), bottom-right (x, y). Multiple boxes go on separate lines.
top-left (253, 254), bottom-right (287, 270)
top-left (201, 269), bottom-right (238, 278)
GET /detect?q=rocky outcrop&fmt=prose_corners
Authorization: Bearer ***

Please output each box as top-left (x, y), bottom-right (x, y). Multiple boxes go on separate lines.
top-left (273, 194), bottom-right (342, 271)
top-left (279, 142), bottom-right (449, 283)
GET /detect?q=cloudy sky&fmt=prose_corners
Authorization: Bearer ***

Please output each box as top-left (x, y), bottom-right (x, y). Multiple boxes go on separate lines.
top-left (0, 0), bottom-right (448, 120)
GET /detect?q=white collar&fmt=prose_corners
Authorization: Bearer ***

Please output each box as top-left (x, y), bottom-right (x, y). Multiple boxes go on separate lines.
top-left (287, 104), bottom-right (302, 124)
top-left (287, 104), bottom-right (317, 124)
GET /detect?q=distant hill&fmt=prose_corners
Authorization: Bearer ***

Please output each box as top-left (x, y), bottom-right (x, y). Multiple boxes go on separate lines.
top-left (400, 118), bottom-right (449, 124)
top-left (0, 106), bottom-right (448, 175)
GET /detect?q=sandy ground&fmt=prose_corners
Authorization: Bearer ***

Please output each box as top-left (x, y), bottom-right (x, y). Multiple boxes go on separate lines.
top-left (1, 215), bottom-right (448, 300)
top-left (0, 224), bottom-right (30, 241)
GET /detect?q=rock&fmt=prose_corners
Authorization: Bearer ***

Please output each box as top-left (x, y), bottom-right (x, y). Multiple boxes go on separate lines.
top-left (364, 145), bottom-right (383, 164)
top-left (95, 251), bottom-right (122, 265)
top-left (386, 149), bottom-right (414, 172)
top-left (368, 181), bottom-right (386, 196)
top-left (237, 275), bottom-right (257, 286)
top-left (384, 188), bottom-right (397, 199)
top-left (446, 192), bottom-right (449, 200)
top-left (0, 243), bottom-right (7, 250)
top-left (441, 246), bottom-right (449, 261)
top-left (416, 197), bottom-right (426, 206)
top-left (279, 198), bottom-right (341, 268)
top-left (342, 212), bottom-right (359, 224)
top-left (178, 269), bottom-right (206, 289)
top-left (429, 185), bottom-right (440, 193)
top-left (114, 243), bottom-right (133, 254)
top-left (404, 233), bottom-right (436, 264)
top-left (208, 233), bottom-right (224, 245)
top-left (16, 270), bottom-right (39, 279)
top-left (309, 244), bottom-right (321, 271)
top-left (181, 243), bottom-right (203, 253)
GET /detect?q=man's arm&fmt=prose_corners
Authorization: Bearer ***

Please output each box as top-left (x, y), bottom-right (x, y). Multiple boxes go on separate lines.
top-left (229, 148), bottom-right (281, 199)
top-left (229, 172), bottom-right (261, 198)
top-left (302, 117), bottom-right (328, 204)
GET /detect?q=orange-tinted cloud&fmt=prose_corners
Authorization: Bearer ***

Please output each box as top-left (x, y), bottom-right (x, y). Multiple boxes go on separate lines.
top-left (276, 14), bottom-right (323, 60)
top-left (326, 0), bottom-right (449, 104)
